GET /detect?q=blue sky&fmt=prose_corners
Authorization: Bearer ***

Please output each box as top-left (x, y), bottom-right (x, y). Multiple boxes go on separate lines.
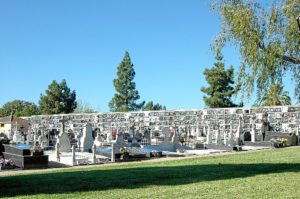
top-left (0, 0), bottom-right (293, 112)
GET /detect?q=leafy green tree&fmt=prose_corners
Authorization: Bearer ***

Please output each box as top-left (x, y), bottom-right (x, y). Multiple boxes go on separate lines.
top-left (201, 52), bottom-right (240, 108)
top-left (39, 79), bottom-right (77, 114)
top-left (109, 51), bottom-right (145, 112)
top-left (259, 83), bottom-right (291, 106)
top-left (212, 0), bottom-right (300, 101)
top-left (74, 100), bottom-right (95, 113)
top-left (0, 100), bottom-right (40, 117)
top-left (142, 101), bottom-right (166, 111)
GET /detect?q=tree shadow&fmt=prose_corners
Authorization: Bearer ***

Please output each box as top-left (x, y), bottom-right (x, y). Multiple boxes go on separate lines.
top-left (0, 163), bottom-right (299, 197)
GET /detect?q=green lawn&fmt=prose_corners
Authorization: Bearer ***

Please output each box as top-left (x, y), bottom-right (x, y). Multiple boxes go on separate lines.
top-left (1, 147), bottom-right (300, 199)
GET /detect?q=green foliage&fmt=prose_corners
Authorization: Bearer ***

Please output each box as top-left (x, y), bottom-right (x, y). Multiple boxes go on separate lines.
top-left (0, 100), bottom-right (40, 117)
top-left (212, 0), bottom-right (300, 102)
top-left (109, 51), bottom-right (145, 112)
top-left (39, 79), bottom-right (77, 114)
top-left (74, 100), bottom-right (95, 113)
top-left (201, 52), bottom-right (240, 108)
top-left (142, 101), bottom-right (166, 111)
top-left (259, 83), bottom-right (291, 106)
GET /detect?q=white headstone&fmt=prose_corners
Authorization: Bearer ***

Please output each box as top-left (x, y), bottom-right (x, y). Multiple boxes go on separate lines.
top-left (94, 132), bottom-right (102, 147)
top-left (106, 131), bottom-right (112, 143)
top-left (13, 132), bottom-right (22, 143)
top-left (80, 123), bottom-right (94, 152)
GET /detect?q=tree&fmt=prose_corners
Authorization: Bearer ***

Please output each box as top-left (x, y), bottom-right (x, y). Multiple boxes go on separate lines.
top-left (74, 100), bottom-right (95, 113)
top-left (142, 101), bottom-right (166, 111)
top-left (109, 51), bottom-right (145, 112)
top-left (39, 79), bottom-right (77, 114)
top-left (201, 52), bottom-right (240, 108)
top-left (212, 0), bottom-right (300, 101)
top-left (259, 83), bottom-right (291, 106)
top-left (0, 100), bottom-right (40, 117)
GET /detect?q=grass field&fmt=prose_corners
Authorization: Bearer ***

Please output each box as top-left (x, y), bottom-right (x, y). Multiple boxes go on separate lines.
top-left (1, 147), bottom-right (300, 199)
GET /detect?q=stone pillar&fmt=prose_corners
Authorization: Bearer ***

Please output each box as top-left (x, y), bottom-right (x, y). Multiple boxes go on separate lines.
top-left (55, 142), bottom-right (60, 162)
top-left (111, 143), bottom-right (115, 162)
top-left (223, 129), bottom-right (227, 145)
top-left (72, 145), bottom-right (76, 166)
top-left (92, 144), bottom-right (96, 164)
top-left (297, 127), bottom-right (300, 146)
top-left (251, 126), bottom-right (256, 143)
top-left (205, 126), bottom-right (212, 144)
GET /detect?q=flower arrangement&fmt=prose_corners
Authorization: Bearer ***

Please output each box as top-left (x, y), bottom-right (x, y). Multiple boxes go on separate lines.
top-left (270, 137), bottom-right (288, 148)
top-left (0, 157), bottom-right (14, 170)
top-left (151, 150), bottom-right (159, 157)
top-left (31, 146), bottom-right (43, 156)
top-left (120, 147), bottom-right (129, 157)
top-left (280, 138), bottom-right (288, 145)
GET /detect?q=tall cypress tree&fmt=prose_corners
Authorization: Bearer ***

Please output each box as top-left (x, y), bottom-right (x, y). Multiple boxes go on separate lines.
top-left (109, 51), bottom-right (145, 112)
top-left (201, 52), bottom-right (240, 108)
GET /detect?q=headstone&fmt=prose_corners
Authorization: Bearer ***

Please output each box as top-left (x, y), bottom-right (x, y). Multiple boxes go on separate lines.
top-left (106, 131), bottom-right (112, 143)
top-left (13, 132), bottom-right (22, 143)
top-left (94, 132), bottom-right (102, 147)
top-left (161, 127), bottom-right (172, 146)
top-left (57, 132), bottom-right (71, 152)
top-left (80, 123), bottom-right (94, 152)
top-left (291, 133), bottom-right (298, 146)
top-left (171, 133), bottom-right (180, 148)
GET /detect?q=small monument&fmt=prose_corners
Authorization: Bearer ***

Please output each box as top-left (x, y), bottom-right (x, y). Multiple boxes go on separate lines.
top-left (57, 131), bottom-right (71, 152)
top-left (12, 131), bottom-right (22, 143)
top-left (80, 123), bottom-right (94, 152)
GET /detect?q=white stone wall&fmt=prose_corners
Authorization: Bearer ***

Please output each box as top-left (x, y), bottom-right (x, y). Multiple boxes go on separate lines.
top-left (26, 106), bottom-right (300, 143)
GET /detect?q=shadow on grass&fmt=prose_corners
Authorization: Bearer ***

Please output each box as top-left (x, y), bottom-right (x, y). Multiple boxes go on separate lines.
top-left (0, 163), bottom-right (299, 197)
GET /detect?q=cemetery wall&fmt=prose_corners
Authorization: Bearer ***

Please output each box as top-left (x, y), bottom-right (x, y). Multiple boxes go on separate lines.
top-left (26, 106), bottom-right (300, 141)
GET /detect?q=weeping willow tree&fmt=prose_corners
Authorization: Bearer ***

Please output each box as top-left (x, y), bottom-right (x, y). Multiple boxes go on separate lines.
top-left (260, 83), bottom-right (291, 106)
top-left (212, 0), bottom-right (300, 102)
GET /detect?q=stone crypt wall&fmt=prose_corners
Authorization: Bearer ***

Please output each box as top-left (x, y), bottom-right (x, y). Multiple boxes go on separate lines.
top-left (26, 106), bottom-right (300, 143)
